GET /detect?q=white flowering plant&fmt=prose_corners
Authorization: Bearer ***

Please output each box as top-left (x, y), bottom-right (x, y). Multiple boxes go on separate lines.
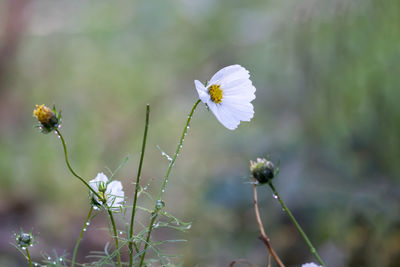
top-left (15, 65), bottom-right (327, 267)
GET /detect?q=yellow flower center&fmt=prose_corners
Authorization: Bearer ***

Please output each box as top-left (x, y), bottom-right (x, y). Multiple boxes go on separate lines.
top-left (98, 191), bottom-right (108, 203)
top-left (33, 104), bottom-right (54, 124)
top-left (208, 84), bottom-right (223, 104)
top-left (97, 183), bottom-right (108, 203)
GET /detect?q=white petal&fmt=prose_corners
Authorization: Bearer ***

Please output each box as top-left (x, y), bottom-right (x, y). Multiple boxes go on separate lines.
top-left (208, 102), bottom-right (240, 130)
top-left (92, 172), bottom-right (109, 183)
top-left (224, 79), bottom-right (255, 94)
top-left (223, 88), bottom-right (255, 102)
top-left (223, 93), bottom-right (255, 104)
top-left (194, 80), bottom-right (210, 103)
top-left (107, 181), bottom-right (124, 198)
top-left (302, 263), bottom-right (323, 267)
top-left (223, 100), bottom-right (254, 122)
top-left (106, 180), bottom-right (124, 211)
top-left (89, 172), bottom-right (109, 191)
top-left (209, 65), bottom-right (249, 85)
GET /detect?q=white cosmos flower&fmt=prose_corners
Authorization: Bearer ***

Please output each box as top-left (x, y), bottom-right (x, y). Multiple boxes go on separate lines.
top-left (302, 263), bottom-right (323, 267)
top-left (89, 172), bottom-right (124, 212)
top-left (194, 64), bottom-right (256, 130)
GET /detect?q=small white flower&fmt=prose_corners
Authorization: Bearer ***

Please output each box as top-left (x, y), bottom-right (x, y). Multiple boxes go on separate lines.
top-left (89, 172), bottom-right (124, 211)
top-left (302, 263), bottom-right (323, 267)
top-left (194, 64), bottom-right (256, 130)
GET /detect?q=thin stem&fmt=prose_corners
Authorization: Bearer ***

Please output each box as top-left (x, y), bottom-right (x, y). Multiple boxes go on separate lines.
top-left (268, 253), bottom-right (271, 267)
top-left (267, 182), bottom-right (326, 267)
top-left (253, 181), bottom-right (285, 267)
top-left (55, 129), bottom-right (101, 199)
top-left (71, 206), bottom-right (93, 267)
top-left (157, 99), bottom-right (201, 200)
top-left (129, 104), bottom-right (150, 267)
top-left (25, 247), bottom-right (33, 267)
top-left (108, 209), bottom-right (121, 267)
top-left (138, 99), bottom-right (201, 267)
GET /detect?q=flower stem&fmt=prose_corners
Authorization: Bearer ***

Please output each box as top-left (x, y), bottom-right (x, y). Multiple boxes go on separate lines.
top-left (267, 182), bottom-right (326, 267)
top-left (129, 104), bottom-right (150, 267)
top-left (25, 247), bottom-right (33, 267)
top-left (253, 181), bottom-right (285, 267)
top-left (138, 99), bottom-right (201, 267)
top-left (108, 209), bottom-right (121, 267)
top-left (71, 206), bottom-right (93, 267)
top-left (55, 129), bottom-right (101, 199)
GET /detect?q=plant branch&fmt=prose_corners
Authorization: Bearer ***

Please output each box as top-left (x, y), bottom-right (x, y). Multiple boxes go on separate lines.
top-left (108, 209), bottom-right (121, 267)
top-left (71, 206), bottom-right (93, 267)
top-left (253, 181), bottom-right (285, 267)
top-left (25, 247), bottom-right (33, 267)
top-left (55, 129), bottom-right (101, 199)
top-left (129, 104), bottom-right (150, 267)
top-left (267, 181), bottom-right (326, 266)
top-left (138, 99), bottom-right (201, 267)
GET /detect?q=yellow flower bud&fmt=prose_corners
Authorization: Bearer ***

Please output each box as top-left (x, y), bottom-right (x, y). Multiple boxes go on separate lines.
top-left (33, 104), bottom-right (54, 124)
top-left (33, 104), bottom-right (61, 133)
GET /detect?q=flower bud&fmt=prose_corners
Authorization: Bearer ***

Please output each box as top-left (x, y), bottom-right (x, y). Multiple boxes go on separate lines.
top-left (33, 104), bottom-right (61, 133)
top-left (15, 231), bottom-right (34, 248)
top-left (250, 158), bottom-right (275, 184)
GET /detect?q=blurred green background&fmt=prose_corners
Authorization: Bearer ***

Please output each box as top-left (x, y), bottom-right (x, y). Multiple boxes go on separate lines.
top-left (1, 0), bottom-right (399, 266)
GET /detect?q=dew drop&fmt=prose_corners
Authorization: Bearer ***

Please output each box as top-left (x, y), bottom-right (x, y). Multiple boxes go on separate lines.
top-left (119, 231), bottom-right (123, 234)
top-left (186, 224), bottom-right (192, 229)
top-left (53, 261), bottom-right (56, 264)
top-left (156, 200), bottom-right (165, 210)
top-left (34, 263), bottom-right (38, 266)
top-left (59, 258), bottom-right (63, 261)
top-left (47, 256), bottom-right (51, 260)
top-left (86, 222), bottom-right (90, 226)
top-left (83, 228), bottom-right (87, 232)
top-left (273, 194), bottom-right (278, 199)
top-left (22, 247), bottom-right (26, 250)
top-left (161, 189), bottom-right (165, 193)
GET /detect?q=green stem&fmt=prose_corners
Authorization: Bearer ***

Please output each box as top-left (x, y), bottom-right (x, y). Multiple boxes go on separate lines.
top-left (55, 129), bottom-right (101, 199)
top-left (25, 247), bottom-right (33, 267)
top-left (71, 206), bottom-right (93, 267)
top-left (129, 104), bottom-right (150, 267)
top-left (138, 99), bottom-right (201, 267)
top-left (267, 182), bottom-right (326, 267)
top-left (108, 209), bottom-right (121, 267)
